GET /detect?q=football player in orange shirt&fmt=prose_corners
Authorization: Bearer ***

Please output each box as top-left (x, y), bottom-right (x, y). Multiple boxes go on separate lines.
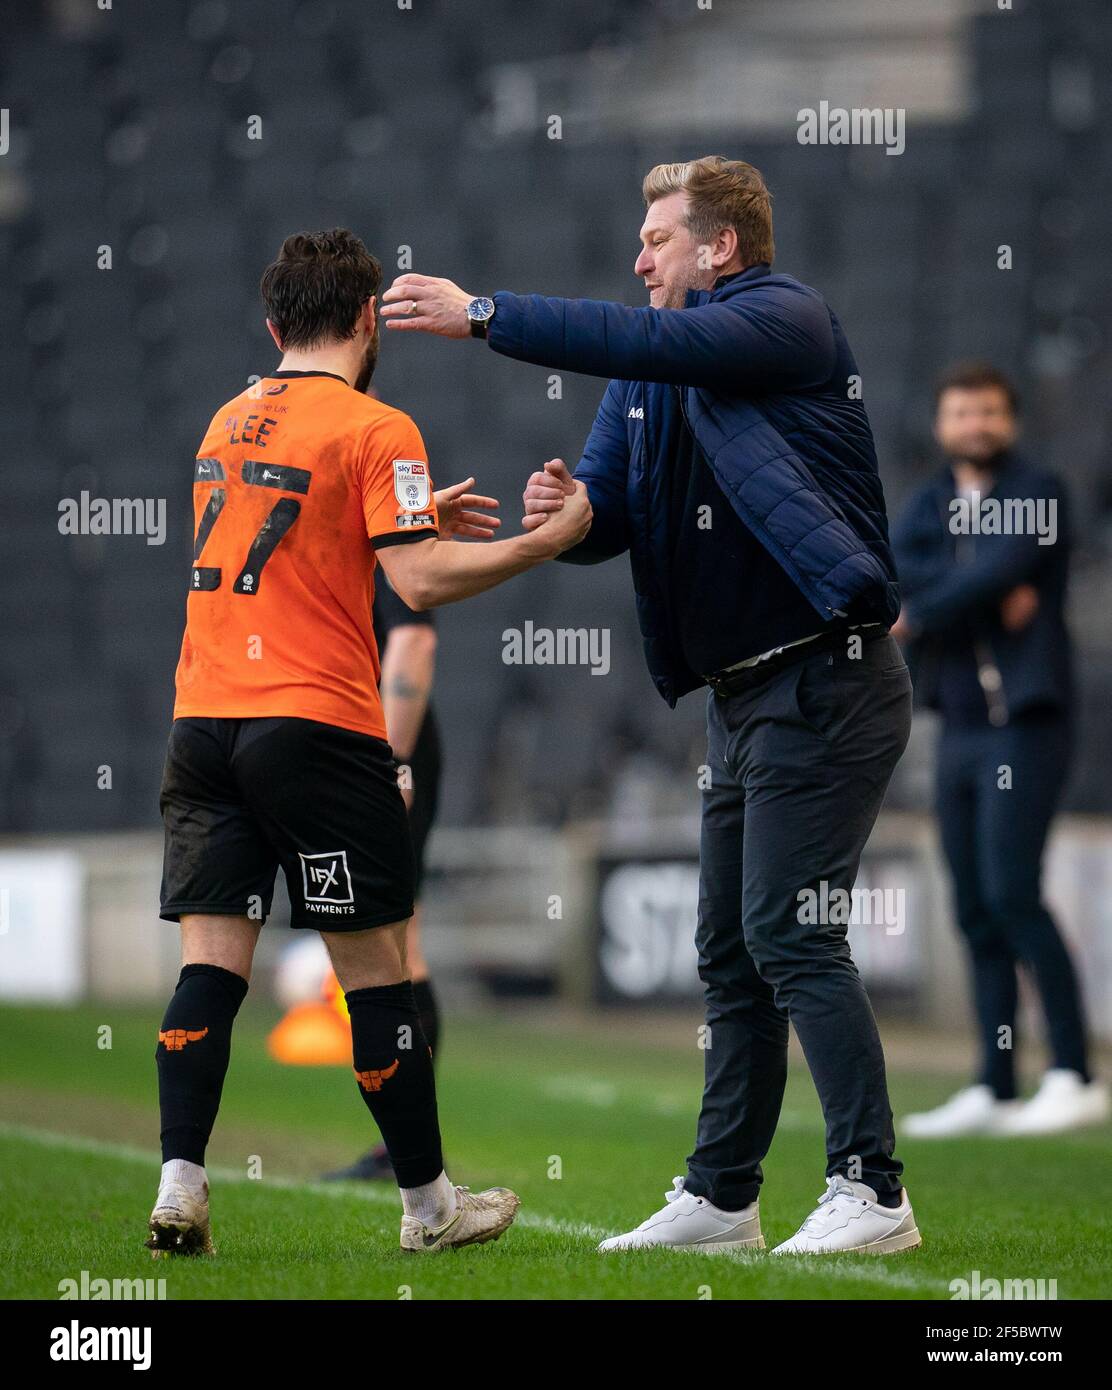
top-left (151, 229), bottom-right (590, 1256)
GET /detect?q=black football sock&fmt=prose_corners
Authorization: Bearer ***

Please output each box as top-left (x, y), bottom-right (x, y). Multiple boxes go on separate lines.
top-left (346, 981), bottom-right (443, 1188)
top-left (156, 963), bottom-right (248, 1166)
top-left (412, 977), bottom-right (441, 1064)
top-left (350, 975), bottom-right (442, 1172)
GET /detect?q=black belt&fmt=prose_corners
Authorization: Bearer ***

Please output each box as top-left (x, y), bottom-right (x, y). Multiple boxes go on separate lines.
top-left (704, 624), bottom-right (889, 698)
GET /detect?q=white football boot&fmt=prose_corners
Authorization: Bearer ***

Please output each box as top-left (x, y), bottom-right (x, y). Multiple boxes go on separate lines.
top-left (771, 1176), bottom-right (921, 1256)
top-left (146, 1163), bottom-right (214, 1257)
top-left (993, 1069), bottom-right (1110, 1136)
top-left (598, 1177), bottom-right (764, 1253)
top-left (901, 1084), bottom-right (1021, 1138)
top-left (400, 1184), bottom-right (520, 1253)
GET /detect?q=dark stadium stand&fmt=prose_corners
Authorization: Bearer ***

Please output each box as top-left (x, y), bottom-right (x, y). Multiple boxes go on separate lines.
top-left (2, 0), bottom-right (1110, 831)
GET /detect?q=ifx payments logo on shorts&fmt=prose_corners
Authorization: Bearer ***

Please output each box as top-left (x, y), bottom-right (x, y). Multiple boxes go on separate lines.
top-left (299, 849), bottom-right (355, 915)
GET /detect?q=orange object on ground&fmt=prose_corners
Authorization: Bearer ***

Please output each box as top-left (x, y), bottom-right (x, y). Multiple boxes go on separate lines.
top-left (267, 999), bottom-right (352, 1066)
top-left (267, 967), bottom-right (351, 1065)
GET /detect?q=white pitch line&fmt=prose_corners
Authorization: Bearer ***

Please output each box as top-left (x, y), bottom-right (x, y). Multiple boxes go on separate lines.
top-left (0, 1122), bottom-right (946, 1293)
top-left (0, 1121), bottom-right (611, 1240)
top-left (538, 1075), bottom-right (822, 1129)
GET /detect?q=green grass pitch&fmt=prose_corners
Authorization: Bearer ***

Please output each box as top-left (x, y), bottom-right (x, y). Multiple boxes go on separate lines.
top-left (1, 1002), bottom-right (1108, 1300)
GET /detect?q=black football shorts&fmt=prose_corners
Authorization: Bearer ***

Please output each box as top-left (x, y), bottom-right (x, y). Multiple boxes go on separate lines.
top-left (160, 716), bottom-right (416, 931)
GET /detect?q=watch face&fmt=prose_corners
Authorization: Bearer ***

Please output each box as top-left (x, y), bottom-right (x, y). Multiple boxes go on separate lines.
top-left (469, 296), bottom-right (495, 321)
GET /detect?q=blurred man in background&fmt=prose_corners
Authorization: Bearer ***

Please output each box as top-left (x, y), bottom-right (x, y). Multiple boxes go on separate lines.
top-left (892, 363), bottom-right (1108, 1137)
top-left (380, 156), bottom-right (923, 1257)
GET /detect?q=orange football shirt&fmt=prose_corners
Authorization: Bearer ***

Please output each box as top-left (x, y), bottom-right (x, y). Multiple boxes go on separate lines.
top-left (172, 371), bottom-right (438, 740)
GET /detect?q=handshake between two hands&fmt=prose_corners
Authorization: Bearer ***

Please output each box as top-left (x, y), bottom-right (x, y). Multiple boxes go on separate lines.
top-left (434, 459), bottom-right (591, 554)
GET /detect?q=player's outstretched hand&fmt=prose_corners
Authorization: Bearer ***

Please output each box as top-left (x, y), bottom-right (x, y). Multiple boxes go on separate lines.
top-left (381, 274), bottom-right (473, 337)
top-left (522, 459), bottom-right (577, 532)
top-left (434, 477), bottom-right (502, 541)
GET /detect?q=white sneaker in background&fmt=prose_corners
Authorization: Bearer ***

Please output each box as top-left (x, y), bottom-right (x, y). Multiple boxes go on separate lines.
top-left (993, 1069), bottom-right (1110, 1136)
top-left (901, 1084), bottom-right (1020, 1138)
top-left (771, 1176), bottom-right (921, 1256)
top-left (598, 1176), bottom-right (763, 1253)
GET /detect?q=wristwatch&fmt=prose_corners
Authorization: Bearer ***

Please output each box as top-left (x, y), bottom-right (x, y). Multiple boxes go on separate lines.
top-left (467, 295), bottom-right (496, 339)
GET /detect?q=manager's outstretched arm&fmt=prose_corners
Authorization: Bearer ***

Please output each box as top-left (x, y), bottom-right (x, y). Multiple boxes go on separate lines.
top-left (381, 272), bottom-right (834, 393)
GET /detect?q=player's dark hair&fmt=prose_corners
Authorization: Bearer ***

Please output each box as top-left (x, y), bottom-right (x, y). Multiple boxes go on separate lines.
top-left (934, 361), bottom-right (1020, 415)
top-left (260, 229), bottom-right (383, 350)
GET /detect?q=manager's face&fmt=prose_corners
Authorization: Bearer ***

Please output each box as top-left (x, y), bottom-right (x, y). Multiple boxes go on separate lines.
top-left (635, 191), bottom-right (715, 310)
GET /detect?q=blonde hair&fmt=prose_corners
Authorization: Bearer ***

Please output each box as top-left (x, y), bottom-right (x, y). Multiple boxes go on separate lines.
top-left (642, 155), bottom-right (774, 266)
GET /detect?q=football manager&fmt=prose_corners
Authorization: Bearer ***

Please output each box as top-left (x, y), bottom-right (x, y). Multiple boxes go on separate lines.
top-left (381, 154), bottom-right (920, 1257)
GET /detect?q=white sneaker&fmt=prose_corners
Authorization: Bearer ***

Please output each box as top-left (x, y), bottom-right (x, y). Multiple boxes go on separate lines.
top-left (771, 1177), bottom-right (921, 1256)
top-left (400, 1184), bottom-right (520, 1252)
top-left (902, 1084), bottom-right (1021, 1138)
top-left (147, 1176), bottom-right (214, 1257)
top-left (993, 1070), bottom-right (1110, 1136)
top-left (598, 1177), bottom-right (763, 1253)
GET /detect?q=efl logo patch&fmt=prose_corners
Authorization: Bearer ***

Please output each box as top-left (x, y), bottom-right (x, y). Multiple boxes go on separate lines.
top-left (393, 459), bottom-right (430, 512)
top-left (299, 850), bottom-right (354, 905)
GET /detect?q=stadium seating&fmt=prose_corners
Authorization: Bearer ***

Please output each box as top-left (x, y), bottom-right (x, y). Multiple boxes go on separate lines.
top-left (3, 0), bottom-right (1111, 830)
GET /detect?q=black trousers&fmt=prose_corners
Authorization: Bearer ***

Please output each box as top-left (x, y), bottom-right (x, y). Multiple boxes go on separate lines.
top-left (935, 713), bottom-right (1088, 1099)
top-left (684, 634), bottom-right (912, 1209)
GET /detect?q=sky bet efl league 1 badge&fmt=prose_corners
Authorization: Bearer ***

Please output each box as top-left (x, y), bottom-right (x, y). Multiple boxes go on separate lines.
top-left (393, 459), bottom-right (430, 511)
